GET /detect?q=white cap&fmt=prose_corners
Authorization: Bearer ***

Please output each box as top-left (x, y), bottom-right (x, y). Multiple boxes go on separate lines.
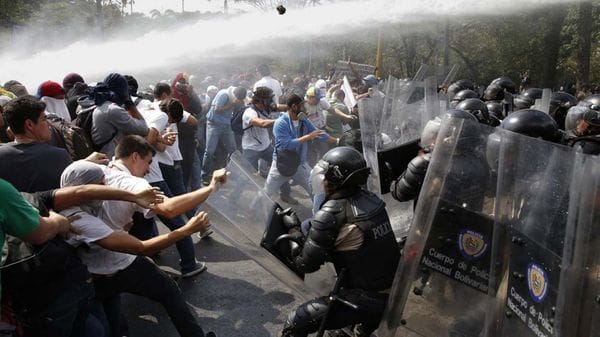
top-left (315, 79), bottom-right (327, 89)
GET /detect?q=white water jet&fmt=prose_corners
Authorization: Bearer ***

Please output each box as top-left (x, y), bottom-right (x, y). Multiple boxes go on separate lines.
top-left (0, 0), bottom-right (576, 90)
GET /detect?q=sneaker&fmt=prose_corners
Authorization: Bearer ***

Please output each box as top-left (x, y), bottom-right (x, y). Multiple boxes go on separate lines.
top-left (280, 194), bottom-right (299, 205)
top-left (196, 226), bottom-right (214, 240)
top-left (201, 180), bottom-right (210, 187)
top-left (181, 261), bottom-right (207, 278)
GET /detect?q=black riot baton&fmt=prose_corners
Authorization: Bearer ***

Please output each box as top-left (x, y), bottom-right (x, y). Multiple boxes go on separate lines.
top-left (316, 268), bottom-right (359, 337)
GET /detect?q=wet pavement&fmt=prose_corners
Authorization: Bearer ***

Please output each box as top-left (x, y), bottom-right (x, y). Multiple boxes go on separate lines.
top-left (122, 187), bottom-right (322, 337)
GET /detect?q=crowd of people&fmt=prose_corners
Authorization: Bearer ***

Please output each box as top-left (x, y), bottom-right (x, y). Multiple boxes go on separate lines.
top-left (1, 63), bottom-right (600, 337)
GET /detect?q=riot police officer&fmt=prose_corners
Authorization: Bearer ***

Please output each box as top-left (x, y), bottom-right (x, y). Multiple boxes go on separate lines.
top-left (281, 146), bottom-right (400, 337)
top-left (390, 110), bottom-right (478, 204)
top-left (563, 106), bottom-right (600, 154)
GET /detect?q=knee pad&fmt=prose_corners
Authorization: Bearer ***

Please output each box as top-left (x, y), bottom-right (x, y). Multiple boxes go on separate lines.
top-left (282, 298), bottom-right (328, 337)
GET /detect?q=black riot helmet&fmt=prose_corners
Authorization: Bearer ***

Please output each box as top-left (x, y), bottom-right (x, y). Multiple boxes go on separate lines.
top-left (486, 101), bottom-right (504, 120)
top-left (450, 89), bottom-right (479, 108)
top-left (549, 92), bottom-right (577, 130)
top-left (455, 98), bottom-right (490, 125)
top-left (514, 87), bottom-right (543, 110)
top-left (483, 77), bottom-right (517, 101)
top-left (500, 109), bottom-right (561, 142)
top-left (522, 87), bottom-right (543, 100)
top-left (320, 146), bottom-right (370, 192)
top-left (550, 92), bottom-right (577, 111)
top-left (444, 109), bottom-right (478, 122)
top-left (580, 94), bottom-right (600, 111)
top-left (446, 79), bottom-right (474, 99)
top-left (491, 77), bottom-right (517, 93)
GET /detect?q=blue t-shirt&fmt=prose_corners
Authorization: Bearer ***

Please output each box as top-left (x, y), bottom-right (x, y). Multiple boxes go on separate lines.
top-left (206, 89), bottom-right (235, 125)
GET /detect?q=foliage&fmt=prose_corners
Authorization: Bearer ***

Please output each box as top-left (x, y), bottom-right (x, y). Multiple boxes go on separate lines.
top-left (1, 0), bottom-right (599, 92)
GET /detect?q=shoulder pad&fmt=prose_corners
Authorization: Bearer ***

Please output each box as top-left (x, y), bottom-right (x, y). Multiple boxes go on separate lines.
top-left (348, 190), bottom-right (386, 221)
top-left (312, 199), bottom-right (346, 231)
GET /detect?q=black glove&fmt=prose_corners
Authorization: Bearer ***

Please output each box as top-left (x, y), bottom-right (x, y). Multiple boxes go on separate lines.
top-left (277, 207), bottom-right (301, 230)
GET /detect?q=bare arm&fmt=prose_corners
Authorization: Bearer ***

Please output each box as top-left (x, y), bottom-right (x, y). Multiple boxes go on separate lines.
top-left (126, 104), bottom-right (145, 121)
top-left (328, 107), bottom-right (356, 122)
top-left (186, 114), bottom-right (199, 127)
top-left (145, 127), bottom-right (160, 148)
top-left (249, 117), bottom-right (275, 128)
top-left (153, 169), bottom-right (228, 218)
top-left (298, 129), bottom-right (326, 144)
top-left (97, 211), bottom-right (209, 256)
top-left (21, 211), bottom-right (72, 245)
top-left (52, 185), bottom-right (164, 211)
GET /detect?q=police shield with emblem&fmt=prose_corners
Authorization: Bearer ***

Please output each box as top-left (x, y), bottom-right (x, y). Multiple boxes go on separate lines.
top-left (553, 153), bottom-right (600, 337)
top-left (360, 65), bottom-right (442, 239)
top-left (206, 151), bottom-right (333, 299)
top-left (379, 116), bottom-right (498, 337)
top-left (485, 128), bottom-right (577, 337)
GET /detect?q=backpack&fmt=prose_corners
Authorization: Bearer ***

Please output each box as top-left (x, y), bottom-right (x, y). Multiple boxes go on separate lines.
top-left (1, 193), bottom-right (90, 322)
top-left (47, 114), bottom-right (95, 161)
top-left (231, 104), bottom-right (269, 136)
top-left (72, 104), bottom-right (116, 154)
top-left (231, 104), bottom-right (252, 136)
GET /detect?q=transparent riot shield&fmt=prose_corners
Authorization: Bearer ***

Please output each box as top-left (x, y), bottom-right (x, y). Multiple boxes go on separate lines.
top-left (553, 153), bottom-right (599, 337)
top-left (486, 130), bottom-right (576, 337)
top-left (379, 117), bottom-right (499, 337)
top-left (361, 65), bottom-right (440, 238)
top-left (206, 151), bottom-right (333, 300)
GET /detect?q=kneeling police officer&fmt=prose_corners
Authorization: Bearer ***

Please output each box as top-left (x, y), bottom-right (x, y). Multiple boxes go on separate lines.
top-left (281, 147), bottom-right (400, 337)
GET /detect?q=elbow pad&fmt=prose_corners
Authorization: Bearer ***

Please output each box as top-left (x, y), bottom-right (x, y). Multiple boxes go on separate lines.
top-left (391, 154), bottom-right (430, 202)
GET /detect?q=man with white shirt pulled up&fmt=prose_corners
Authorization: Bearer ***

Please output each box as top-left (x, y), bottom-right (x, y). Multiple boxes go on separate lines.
top-left (98, 135), bottom-right (228, 277)
top-left (60, 160), bottom-right (218, 337)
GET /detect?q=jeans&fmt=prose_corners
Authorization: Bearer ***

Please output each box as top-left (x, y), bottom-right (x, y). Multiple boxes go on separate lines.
top-left (196, 122), bottom-right (207, 171)
top-left (264, 161), bottom-right (312, 199)
top-left (160, 162), bottom-right (197, 218)
top-left (160, 162), bottom-right (186, 197)
top-left (93, 256), bottom-right (207, 337)
top-left (243, 145), bottom-right (292, 197)
top-left (128, 180), bottom-right (197, 272)
top-left (201, 122), bottom-right (236, 183)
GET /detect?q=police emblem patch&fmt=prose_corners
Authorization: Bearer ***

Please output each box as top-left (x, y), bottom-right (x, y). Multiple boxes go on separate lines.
top-left (458, 229), bottom-right (488, 260)
top-left (527, 263), bottom-right (549, 303)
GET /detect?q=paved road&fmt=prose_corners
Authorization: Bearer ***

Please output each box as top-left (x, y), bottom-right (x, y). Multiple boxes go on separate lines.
top-left (122, 186), bottom-right (328, 337)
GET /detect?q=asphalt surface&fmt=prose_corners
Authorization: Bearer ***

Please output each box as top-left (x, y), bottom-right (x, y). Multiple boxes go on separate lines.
top-left (121, 185), bottom-right (328, 337)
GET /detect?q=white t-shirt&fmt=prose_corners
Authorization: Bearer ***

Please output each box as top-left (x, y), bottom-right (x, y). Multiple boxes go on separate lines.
top-left (165, 111), bottom-right (191, 162)
top-left (63, 207), bottom-right (136, 275)
top-left (304, 99), bottom-right (330, 129)
top-left (42, 96), bottom-right (71, 123)
top-left (99, 163), bottom-right (154, 231)
top-left (254, 76), bottom-right (283, 105)
top-left (140, 105), bottom-right (170, 183)
top-left (242, 106), bottom-right (272, 152)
